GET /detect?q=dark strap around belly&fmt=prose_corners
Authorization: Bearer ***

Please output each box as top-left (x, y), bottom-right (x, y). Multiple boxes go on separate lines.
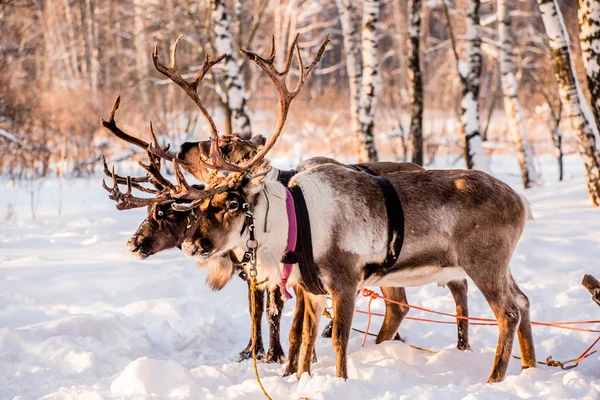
top-left (371, 176), bottom-right (405, 269)
top-left (280, 185), bottom-right (328, 296)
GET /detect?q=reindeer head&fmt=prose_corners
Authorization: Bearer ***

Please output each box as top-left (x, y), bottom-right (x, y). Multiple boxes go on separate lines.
top-left (127, 200), bottom-right (195, 259)
top-left (180, 176), bottom-right (266, 261)
top-left (100, 33), bottom-right (328, 283)
top-left (177, 134), bottom-right (266, 182)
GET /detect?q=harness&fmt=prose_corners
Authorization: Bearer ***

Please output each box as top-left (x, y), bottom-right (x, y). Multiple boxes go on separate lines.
top-left (280, 185), bottom-right (328, 298)
top-left (232, 168), bottom-right (405, 299)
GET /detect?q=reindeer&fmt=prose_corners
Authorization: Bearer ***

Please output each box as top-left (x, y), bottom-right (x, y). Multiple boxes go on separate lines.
top-left (170, 43), bottom-right (535, 384)
top-left (99, 34), bottom-right (483, 380)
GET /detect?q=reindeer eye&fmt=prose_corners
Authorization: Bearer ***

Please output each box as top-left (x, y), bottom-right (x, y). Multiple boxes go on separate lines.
top-left (228, 200), bottom-right (239, 211)
top-left (157, 210), bottom-right (164, 217)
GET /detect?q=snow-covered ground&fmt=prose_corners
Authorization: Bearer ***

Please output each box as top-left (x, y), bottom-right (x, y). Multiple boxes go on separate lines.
top-left (1, 154), bottom-right (599, 399)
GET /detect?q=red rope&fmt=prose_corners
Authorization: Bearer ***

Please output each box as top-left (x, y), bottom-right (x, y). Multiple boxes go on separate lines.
top-left (355, 288), bottom-right (600, 369)
top-left (575, 336), bottom-right (600, 363)
top-left (358, 288), bottom-right (600, 333)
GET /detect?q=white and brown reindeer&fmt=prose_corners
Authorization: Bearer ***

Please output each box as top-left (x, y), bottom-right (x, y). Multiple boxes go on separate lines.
top-left (144, 34), bottom-right (473, 364)
top-left (169, 43), bottom-right (536, 384)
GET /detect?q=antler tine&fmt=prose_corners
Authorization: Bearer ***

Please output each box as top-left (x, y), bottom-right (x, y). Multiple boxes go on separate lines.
top-left (239, 33), bottom-right (330, 172)
top-left (291, 34), bottom-right (330, 97)
top-left (100, 96), bottom-right (150, 150)
top-left (101, 155), bottom-right (160, 194)
top-left (101, 165), bottom-right (170, 210)
top-left (280, 33), bottom-right (300, 76)
top-left (152, 39), bottom-right (244, 173)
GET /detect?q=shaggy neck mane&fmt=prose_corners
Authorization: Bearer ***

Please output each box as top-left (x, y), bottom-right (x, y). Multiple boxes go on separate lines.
top-left (239, 180), bottom-right (290, 289)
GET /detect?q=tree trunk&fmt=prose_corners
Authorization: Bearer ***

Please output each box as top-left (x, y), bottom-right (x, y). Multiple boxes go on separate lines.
top-left (84, 0), bottom-right (99, 93)
top-left (212, 0), bottom-right (252, 139)
top-left (133, 0), bottom-right (150, 106)
top-left (336, 0), bottom-right (362, 158)
top-left (408, 0), bottom-right (423, 166)
top-left (497, 0), bottom-right (539, 188)
top-left (539, 0), bottom-right (600, 205)
top-left (460, 0), bottom-right (490, 172)
top-left (579, 0), bottom-right (600, 132)
top-left (357, 0), bottom-right (380, 162)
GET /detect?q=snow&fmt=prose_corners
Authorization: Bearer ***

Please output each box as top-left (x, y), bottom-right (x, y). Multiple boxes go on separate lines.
top-left (1, 155), bottom-right (600, 399)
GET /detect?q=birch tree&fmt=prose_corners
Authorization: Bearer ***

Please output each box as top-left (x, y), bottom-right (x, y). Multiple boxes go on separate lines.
top-left (497, 0), bottom-right (539, 188)
top-left (357, 0), bottom-right (380, 162)
top-left (538, 0), bottom-right (600, 205)
top-left (212, 0), bottom-right (252, 139)
top-left (408, 0), bottom-right (423, 166)
top-left (443, 0), bottom-right (490, 172)
top-left (336, 0), bottom-right (362, 157)
top-left (579, 0), bottom-right (600, 130)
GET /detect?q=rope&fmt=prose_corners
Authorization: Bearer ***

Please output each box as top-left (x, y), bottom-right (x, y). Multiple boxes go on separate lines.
top-left (337, 288), bottom-right (600, 370)
top-left (359, 289), bottom-right (600, 333)
top-left (250, 275), bottom-right (272, 400)
top-left (262, 188), bottom-right (270, 233)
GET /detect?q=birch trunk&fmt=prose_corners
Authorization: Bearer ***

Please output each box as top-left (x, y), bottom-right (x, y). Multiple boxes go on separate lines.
top-left (357, 0), bottom-right (380, 162)
top-left (460, 0), bottom-right (490, 172)
top-left (497, 0), bottom-right (539, 188)
top-left (212, 0), bottom-right (252, 139)
top-left (408, 0), bottom-right (423, 166)
top-left (336, 0), bottom-right (362, 157)
top-left (579, 0), bottom-right (600, 131)
top-left (84, 0), bottom-right (99, 93)
top-left (133, 0), bottom-right (150, 106)
top-left (538, 0), bottom-right (600, 205)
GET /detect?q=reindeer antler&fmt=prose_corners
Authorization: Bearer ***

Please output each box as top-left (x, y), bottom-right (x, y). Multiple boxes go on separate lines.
top-left (101, 33), bottom-right (329, 212)
top-left (151, 36), bottom-right (247, 173)
top-left (238, 33), bottom-right (330, 171)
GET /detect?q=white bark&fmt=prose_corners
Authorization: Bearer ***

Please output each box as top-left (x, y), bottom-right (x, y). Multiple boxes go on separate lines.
top-left (357, 0), bottom-right (380, 162)
top-left (84, 0), bottom-right (99, 93)
top-left (579, 0), bottom-right (600, 132)
top-left (212, 0), bottom-right (252, 139)
top-left (497, 0), bottom-right (539, 188)
top-left (538, 0), bottom-right (600, 205)
top-left (459, 0), bottom-right (490, 173)
top-left (133, 0), bottom-right (150, 105)
top-left (336, 0), bottom-right (362, 156)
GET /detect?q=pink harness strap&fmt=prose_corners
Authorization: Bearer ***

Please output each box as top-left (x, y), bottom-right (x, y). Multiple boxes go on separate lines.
top-left (279, 189), bottom-right (297, 300)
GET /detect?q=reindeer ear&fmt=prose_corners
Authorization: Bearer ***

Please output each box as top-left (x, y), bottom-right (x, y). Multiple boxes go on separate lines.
top-left (250, 134), bottom-right (266, 146)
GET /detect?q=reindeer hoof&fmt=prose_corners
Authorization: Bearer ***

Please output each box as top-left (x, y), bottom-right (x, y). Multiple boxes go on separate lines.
top-left (457, 342), bottom-right (471, 352)
top-left (264, 347), bottom-right (286, 364)
top-left (238, 347), bottom-right (264, 362)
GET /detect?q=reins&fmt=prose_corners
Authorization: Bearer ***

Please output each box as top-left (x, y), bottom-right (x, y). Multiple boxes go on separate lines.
top-left (239, 201), bottom-right (273, 400)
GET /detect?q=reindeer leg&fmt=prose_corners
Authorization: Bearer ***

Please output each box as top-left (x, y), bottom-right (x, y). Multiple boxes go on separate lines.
top-left (447, 279), bottom-right (471, 351)
top-left (331, 286), bottom-right (357, 379)
top-left (284, 286), bottom-right (306, 376)
top-left (239, 281), bottom-right (265, 361)
top-left (509, 273), bottom-right (536, 370)
top-left (375, 286), bottom-right (409, 343)
top-left (471, 271), bottom-right (520, 383)
top-left (297, 292), bottom-right (326, 379)
top-left (264, 287), bottom-right (286, 364)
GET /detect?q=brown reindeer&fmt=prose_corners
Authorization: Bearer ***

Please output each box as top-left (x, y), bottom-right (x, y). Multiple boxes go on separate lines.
top-left (171, 40), bottom-right (535, 383)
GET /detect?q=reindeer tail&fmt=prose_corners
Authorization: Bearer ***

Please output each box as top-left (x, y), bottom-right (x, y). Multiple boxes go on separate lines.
top-left (519, 193), bottom-right (534, 221)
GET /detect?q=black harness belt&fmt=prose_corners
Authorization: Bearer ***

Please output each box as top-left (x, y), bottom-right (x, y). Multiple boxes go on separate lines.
top-left (281, 185), bottom-right (328, 296)
top-left (276, 169), bottom-right (297, 186)
top-left (370, 176), bottom-right (405, 269)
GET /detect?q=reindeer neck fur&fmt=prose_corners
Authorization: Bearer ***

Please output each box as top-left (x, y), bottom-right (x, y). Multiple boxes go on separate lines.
top-left (234, 180), bottom-right (289, 290)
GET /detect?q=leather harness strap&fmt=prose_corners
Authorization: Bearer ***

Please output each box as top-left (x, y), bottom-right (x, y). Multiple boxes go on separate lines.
top-left (276, 169), bottom-right (297, 186)
top-left (281, 185), bottom-right (328, 296)
top-left (371, 175), bottom-right (405, 269)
